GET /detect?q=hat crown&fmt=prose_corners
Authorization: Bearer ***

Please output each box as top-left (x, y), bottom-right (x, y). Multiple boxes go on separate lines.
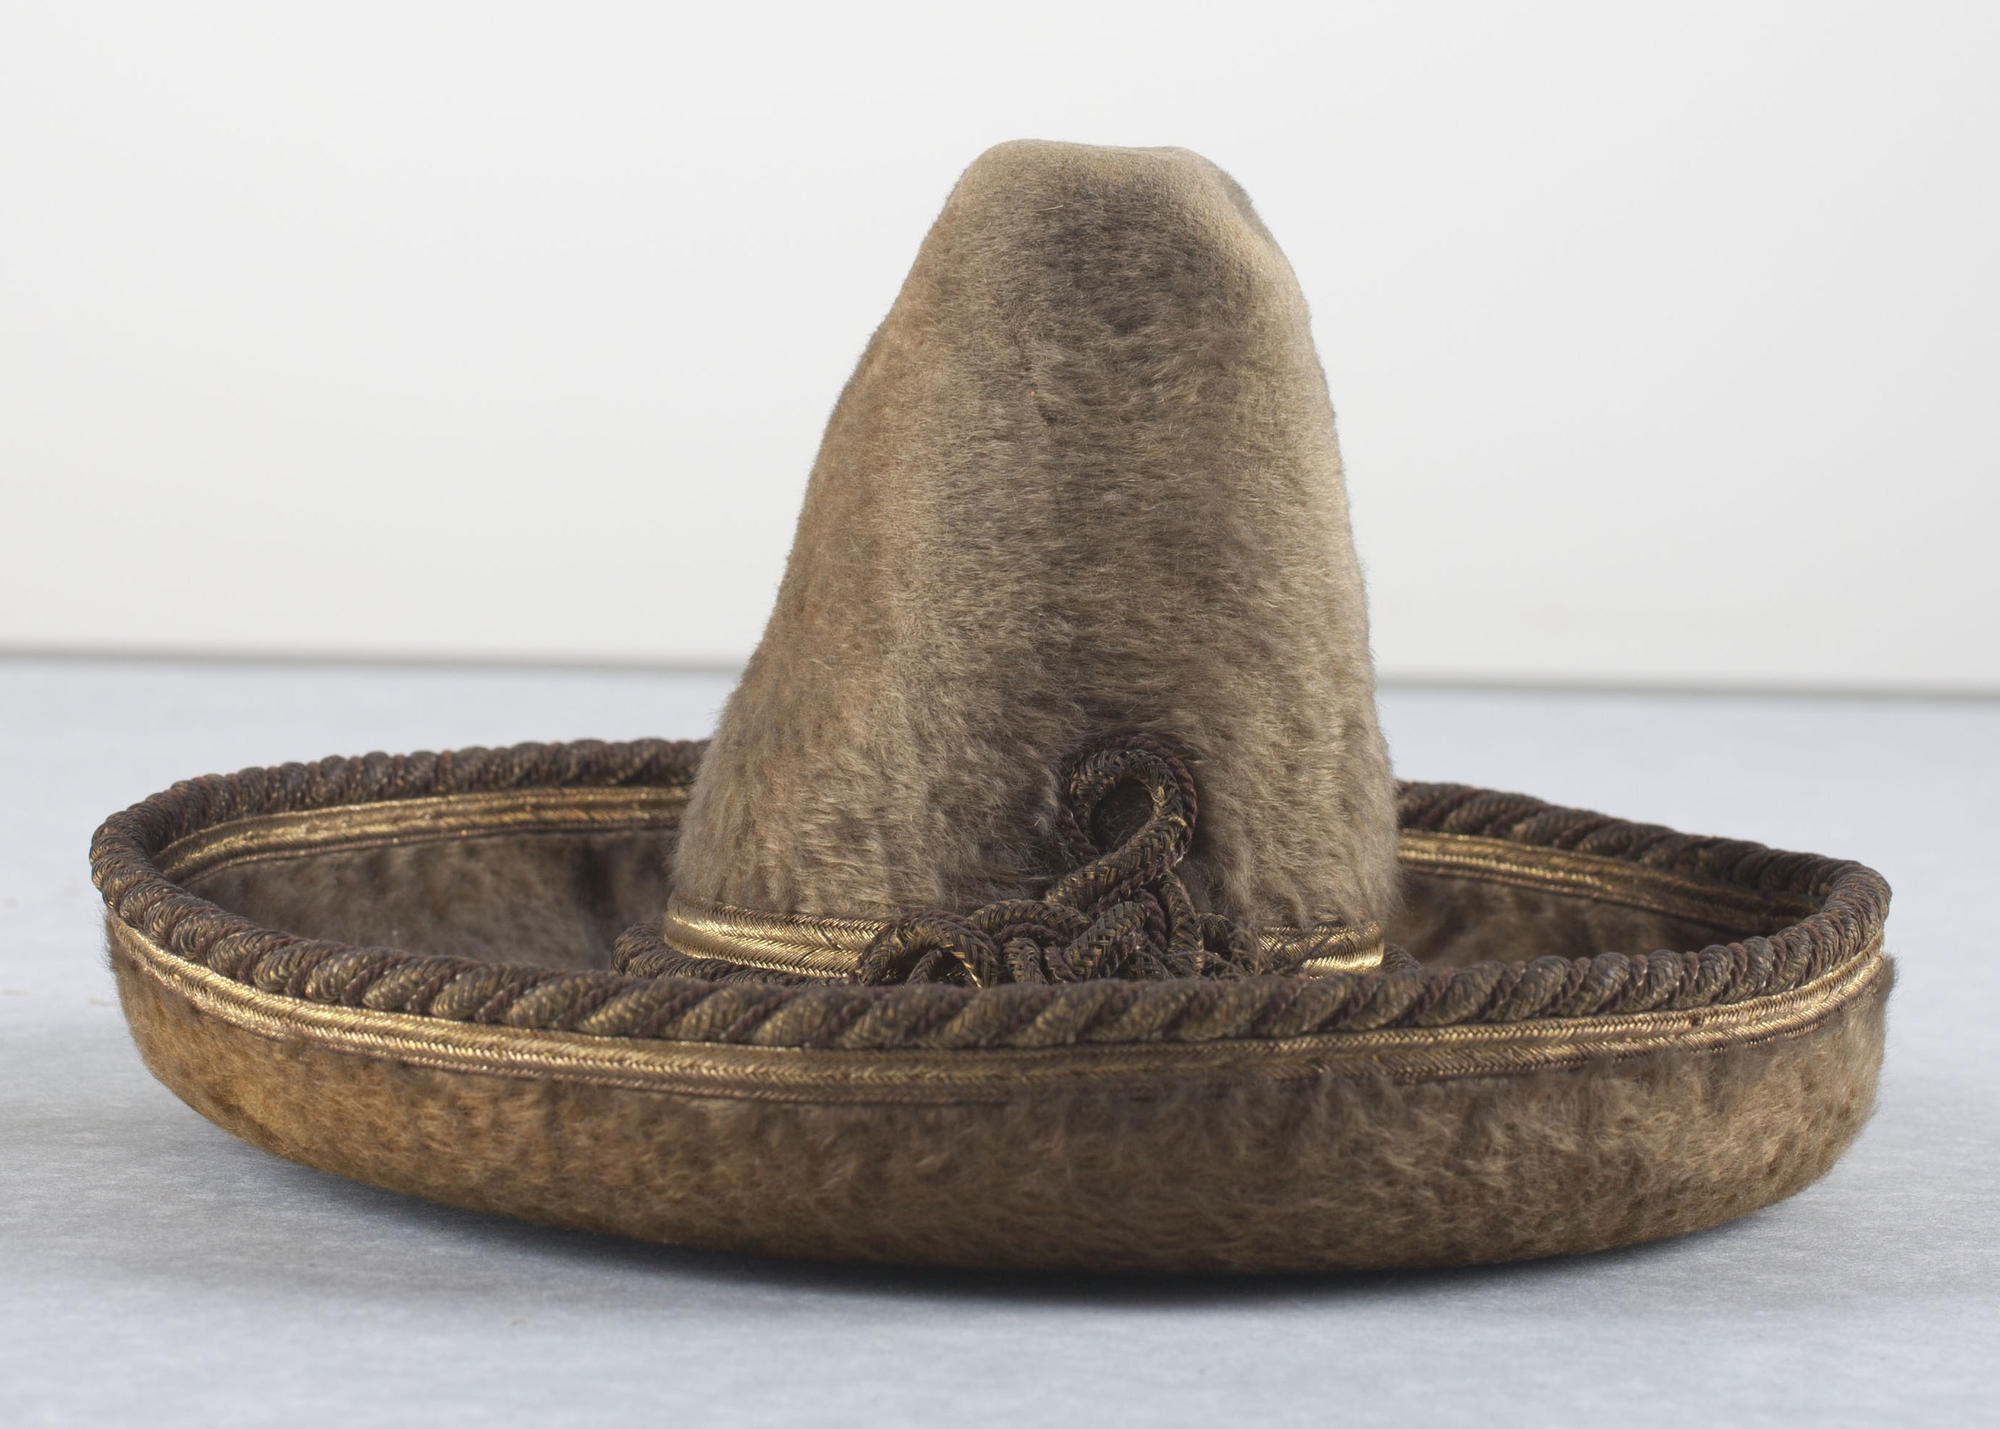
top-left (673, 140), bottom-right (1398, 928)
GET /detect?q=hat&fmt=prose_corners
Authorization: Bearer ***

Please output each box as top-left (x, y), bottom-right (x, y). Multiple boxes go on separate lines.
top-left (94, 141), bottom-right (1891, 1272)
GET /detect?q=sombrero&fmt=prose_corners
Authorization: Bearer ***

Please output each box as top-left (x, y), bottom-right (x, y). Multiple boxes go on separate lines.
top-left (93, 141), bottom-right (1891, 1273)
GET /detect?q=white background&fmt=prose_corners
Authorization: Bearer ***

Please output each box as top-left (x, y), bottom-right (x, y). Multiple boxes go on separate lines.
top-left (4, 1), bottom-right (1995, 689)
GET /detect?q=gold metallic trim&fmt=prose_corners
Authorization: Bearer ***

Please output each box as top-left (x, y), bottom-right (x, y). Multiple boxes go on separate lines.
top-left (1287, 924), bottom-right (1388, 976)
top-left (110, 916), bottom-right (1887, 1108)
top-left (658, 897), bottom-right (885, 978)
top-left (147, 788), bottom-right (1782, 985)
top-left (154, 787), bottom-right (689, 883)
top-left (1397, 831), bottom-right (1812, 929)
top-left (660, 895), bottom-right (1386, 980)
top-left (151, 790), bottom-right (1792, 943)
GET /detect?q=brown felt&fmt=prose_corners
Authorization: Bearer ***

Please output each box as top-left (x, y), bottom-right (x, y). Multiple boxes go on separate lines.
top-left (184, 830), bottom-right (679, 971)
top-left (673, 141), bottom-right (1398, 929)
top-left (114, 935), bottom-right (1889, 1273)
top-left (91, 128), bottom-right (1896, 1269)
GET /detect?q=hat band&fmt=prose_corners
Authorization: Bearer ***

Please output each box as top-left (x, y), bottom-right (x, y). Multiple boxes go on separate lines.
top-left (658, 894), bottom-right (1384, 982)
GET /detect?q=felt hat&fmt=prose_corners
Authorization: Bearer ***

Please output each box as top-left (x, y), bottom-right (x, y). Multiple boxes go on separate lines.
top-left (94, 142), bottom-right (1891, 1273)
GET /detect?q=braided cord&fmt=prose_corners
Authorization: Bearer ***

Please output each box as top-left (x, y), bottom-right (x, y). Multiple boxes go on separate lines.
top-left (92, 738), bottom-right (1890, 1050)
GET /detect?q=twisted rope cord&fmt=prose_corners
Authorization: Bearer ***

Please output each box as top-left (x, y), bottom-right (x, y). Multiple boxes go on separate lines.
top-left (854, 737), bottom-right (1268, 987)
top-left (91, 738), bottom-right (1890, 1050)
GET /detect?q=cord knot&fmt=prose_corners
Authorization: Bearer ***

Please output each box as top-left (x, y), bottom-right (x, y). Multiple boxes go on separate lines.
top-left (855, 736), bottom-right (1268, 986)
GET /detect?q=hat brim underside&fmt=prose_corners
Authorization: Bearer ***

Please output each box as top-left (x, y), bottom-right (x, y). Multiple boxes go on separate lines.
top-left (94, 739), bottom-right (1890, 1273)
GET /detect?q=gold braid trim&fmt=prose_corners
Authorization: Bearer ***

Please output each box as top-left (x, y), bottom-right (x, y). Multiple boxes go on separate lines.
top-left (657, 895), bottom-right (1384, 982)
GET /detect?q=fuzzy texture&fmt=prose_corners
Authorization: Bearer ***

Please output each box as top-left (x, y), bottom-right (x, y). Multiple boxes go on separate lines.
top-left (673, 140), bottom-right (1398, 928)
top-left (186, 831), bottom-right (673, 971)
top-left (114, 937), bottom-right (1890, 1273)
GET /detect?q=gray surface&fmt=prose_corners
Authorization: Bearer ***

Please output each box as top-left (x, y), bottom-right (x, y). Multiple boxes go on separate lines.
top-left (3, 658), bottom-right (1994, 1427)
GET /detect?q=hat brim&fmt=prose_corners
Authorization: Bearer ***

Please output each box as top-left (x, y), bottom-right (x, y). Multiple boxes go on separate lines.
top-left (94, 739), bottom-right (1890, 1272)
